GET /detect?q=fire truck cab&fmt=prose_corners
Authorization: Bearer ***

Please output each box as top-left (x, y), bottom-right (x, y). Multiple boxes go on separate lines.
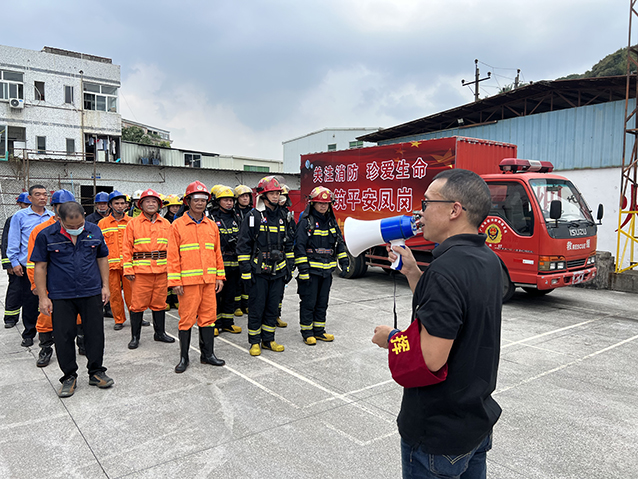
top-left (480, 158), bottom-right (602, 300)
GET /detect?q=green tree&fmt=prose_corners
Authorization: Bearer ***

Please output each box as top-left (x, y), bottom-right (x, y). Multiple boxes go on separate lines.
top-left (122, 126), bottom-right (145, 143)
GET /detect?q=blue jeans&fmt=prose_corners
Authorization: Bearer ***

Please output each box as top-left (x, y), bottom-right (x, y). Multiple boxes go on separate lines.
top-left (401, 433), bottom-right (492, 479)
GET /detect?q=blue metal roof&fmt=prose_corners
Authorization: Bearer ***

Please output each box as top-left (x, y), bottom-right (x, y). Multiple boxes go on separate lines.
top-left (379, 99), bottom-right (633, 170)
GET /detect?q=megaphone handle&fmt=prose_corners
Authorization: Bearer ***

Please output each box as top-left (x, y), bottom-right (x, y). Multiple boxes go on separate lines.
top-left (390, 239), bottom-right (406, 270)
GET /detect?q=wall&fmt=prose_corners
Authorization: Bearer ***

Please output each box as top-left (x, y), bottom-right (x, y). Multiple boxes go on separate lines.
top-left (283, 128), bottom-right (380, 173)
top-left (0, 45), bottom-right (121, 156)
top-left (379, 99), bottom-right (634, 171)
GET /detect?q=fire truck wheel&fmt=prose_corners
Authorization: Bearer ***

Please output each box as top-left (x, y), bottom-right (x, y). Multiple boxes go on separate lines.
top-left (339, 252), bottom-right (367, 279)
top-left (501, 264), bottom-right (515, 303)
top-left (522, 287), bottom-right (555, 297)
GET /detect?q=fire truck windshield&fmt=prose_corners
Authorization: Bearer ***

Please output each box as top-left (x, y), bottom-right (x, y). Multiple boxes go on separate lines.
top-left (529, 179), bottom-right (594, 225)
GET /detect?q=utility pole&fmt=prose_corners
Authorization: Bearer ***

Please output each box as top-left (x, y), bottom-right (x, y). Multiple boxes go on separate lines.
top-left (462, 59), bottom-right (491, 102)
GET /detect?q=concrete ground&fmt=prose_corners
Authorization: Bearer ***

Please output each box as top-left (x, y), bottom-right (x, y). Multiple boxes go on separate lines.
top-left (1, 269), bottom-right (637, 479)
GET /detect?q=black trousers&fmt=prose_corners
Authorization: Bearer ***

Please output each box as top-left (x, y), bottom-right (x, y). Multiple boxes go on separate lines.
top-left (11, 269), bottom-right (39, 339)
top-left (218, 268), bottom-right (239, 328)
top-left (298, 273), bottom-right (333, 338)
top-left (52, 294), bottom-right (106, 383)
top-left (3, 272), bottom-right (22, 325)
top-left (247, 274), bottom-right (284, 344)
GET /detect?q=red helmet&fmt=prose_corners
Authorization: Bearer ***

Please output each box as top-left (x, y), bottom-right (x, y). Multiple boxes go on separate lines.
top-left (256, 176), bottom-right (282, 195)
top-left (309, 186), bottom-right (334, 203)
top-left (137, 189), bottom-right (163, 209)
top-left (183, 181), bottom-right (211, 204)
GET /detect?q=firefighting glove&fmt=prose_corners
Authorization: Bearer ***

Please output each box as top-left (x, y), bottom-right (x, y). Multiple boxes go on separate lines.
top-left (297, 266), bottom-right (310, 281)
top-left (339, 259), bottom-right (350, 278)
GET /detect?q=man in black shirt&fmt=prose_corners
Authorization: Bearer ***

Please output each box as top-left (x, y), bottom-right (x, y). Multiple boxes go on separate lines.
top-left (372, 169), bottom-right (502, 478)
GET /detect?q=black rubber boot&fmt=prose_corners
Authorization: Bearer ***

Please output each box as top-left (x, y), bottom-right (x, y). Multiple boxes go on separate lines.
top-left (199, 326), bottom-right (225, 366)
top-left (128, 311), bottom-right (144, 349)
top-left (175, 329), bottom-right (191, 373)
top-left (152, 310), bottom-right (175, 343)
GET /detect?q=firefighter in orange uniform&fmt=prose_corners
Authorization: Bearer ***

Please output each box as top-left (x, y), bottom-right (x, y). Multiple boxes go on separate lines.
top-left (168, 181), bottom-right (226, 373)
top-left (27, 189), bottom-right (82, 368)
top-left (98, 191), bottom-right (133, 331)
top-left (122, 189), bottom-right (175, 349)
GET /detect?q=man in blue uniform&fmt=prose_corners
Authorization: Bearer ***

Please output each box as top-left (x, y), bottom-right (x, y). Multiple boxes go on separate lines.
top-left (2, 192), bottom-right (31, 328)
top-left (32, 201), bottom-right (113, 398)
top-left (85, 191), bottom-right (110, 224)
top-left (6, 185), bottom-right (54, 346)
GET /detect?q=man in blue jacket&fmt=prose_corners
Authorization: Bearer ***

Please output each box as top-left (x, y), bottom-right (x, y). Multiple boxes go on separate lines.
top-left (32, 201), bottom-right (113, 398)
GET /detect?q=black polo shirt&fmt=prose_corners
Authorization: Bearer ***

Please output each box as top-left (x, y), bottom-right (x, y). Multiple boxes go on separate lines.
top-left (397, 233), bottom-right (503, 455)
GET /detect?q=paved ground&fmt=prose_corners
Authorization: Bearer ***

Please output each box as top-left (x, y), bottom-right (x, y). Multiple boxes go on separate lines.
top-left (1, 269), bottom-right (637, 478)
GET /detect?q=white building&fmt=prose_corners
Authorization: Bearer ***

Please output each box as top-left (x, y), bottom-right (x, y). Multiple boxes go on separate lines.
top-left (0, 45), bottom-right (121, 162)
top-left (282, 127), bottom-right (381, 173)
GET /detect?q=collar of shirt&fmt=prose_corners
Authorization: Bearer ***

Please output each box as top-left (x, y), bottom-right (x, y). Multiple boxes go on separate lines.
top-left (433, 233), bottom-right (487, 259)
top-left (139, 213), bottom-right (158, 224)
top-left (187, 212), bottom-right (206, 224)
top-left (26, 206), bottom-right (53, 218)
top-left (59, 225), bottom-right (73, 241)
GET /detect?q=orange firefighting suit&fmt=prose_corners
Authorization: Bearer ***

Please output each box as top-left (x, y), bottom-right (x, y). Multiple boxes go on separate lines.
top-left (27, 217), bottom-right (81, 332)
top-left (167, 214), bottom-right (225, 330)
top-left (98, 214), bottom-right (132, 324)
top-left (122, 213), bottom-right (171, 312)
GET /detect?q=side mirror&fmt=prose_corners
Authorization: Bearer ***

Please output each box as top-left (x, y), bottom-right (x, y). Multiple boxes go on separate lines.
top-left (596, 204), bottom-right (604, 224)
top-left (549, 200), bottom-right (562, 220)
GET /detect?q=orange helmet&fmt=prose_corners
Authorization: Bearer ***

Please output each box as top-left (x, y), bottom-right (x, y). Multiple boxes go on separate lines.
top-left (137, 188), bottom-right (163, 209)
top-left (183, 181), bottom-right (211, 204)
top-left (309, 186), bottom-right (334, 203)
top-left (256, 176), bottom-right (282, 195)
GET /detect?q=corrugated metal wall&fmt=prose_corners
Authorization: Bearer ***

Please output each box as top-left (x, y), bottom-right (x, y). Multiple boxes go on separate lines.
top-left (379, 99), bottom-right (635, 170)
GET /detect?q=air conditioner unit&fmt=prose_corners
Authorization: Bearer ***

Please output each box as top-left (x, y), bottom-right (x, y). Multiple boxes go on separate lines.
top-left (9, 98), bottom-right (24, 109)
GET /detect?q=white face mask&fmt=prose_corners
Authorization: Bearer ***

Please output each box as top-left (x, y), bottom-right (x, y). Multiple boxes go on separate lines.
top-left (63, 222), bottom-right (85, 236)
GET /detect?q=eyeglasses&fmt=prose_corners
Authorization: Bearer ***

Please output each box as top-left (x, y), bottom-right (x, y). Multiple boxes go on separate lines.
top-left (421, 199), bottom-right (467, 211)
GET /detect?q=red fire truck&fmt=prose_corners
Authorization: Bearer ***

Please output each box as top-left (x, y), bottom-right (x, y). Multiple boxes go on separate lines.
top-left (300, 136), bottom-right (602, 300)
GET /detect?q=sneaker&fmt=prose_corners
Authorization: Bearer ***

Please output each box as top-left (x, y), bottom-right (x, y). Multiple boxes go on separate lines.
top-left (262, 341), bottom-right (285, 352)
top-left (249, 344), bottom-right (261, 356)
top-left (89, 371), bottom-right (114, 389)
top-left (58, 377), bottom-right (77, 398)
top-left (113, 323), bottom-right (124, 331)
top-left (36, 347), bottom-right (53, 367)
top-left (234, 308), bottom-right (244, 317)
top-left (314, 332), bottom-right (334, 342)
top-left (303, 337), bottom-right (317, 346)
top-left (276, 317), bottom-right (288, 328)
top-left (222, 325), bottom-right (242, 334)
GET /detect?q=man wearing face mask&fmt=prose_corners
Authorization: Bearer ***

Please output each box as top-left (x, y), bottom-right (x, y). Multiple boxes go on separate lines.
top-left (85, 192), bottom-right (110, 224)
top-left (26, 189), bottom-right (83, 368)
top-left (98, 191), bottom-right (133, 331)
top-left (122, 189), bottom-right (174, 349)
top-left (32, 201), bottom-right (113, 398)
top-left (236, 176), bottom-right (294, 356)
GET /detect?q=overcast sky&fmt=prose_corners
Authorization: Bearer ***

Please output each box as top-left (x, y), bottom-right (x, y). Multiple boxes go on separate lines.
top-left (4, 0), bottom-right (632, 159)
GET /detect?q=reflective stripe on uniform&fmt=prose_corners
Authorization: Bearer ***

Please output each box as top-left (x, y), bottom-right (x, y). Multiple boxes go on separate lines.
top-left (4, 309), bottom-right (20, 316)
top-left (179, 243), bottom-right (200, 251)
top-left (262, 324), bottom-right (276, 333)
top-left (309, 261), bottom-right (337, 269)
top-left (298, 273), bottom-right (310, 280)
top-left (295, 256), bottom-right (308, 264)
top-left (248, 327), bottom-right (261, 336)
top-left (241, 272), bottom-right (251, 280)
top-left (156, 237), bottom-right (169, 245)
top-left (204, 243), bottom-right (215, 250)
top-left (181, 269), bottom-right (204, 277)
top-left (238, 254), bottom-right (251, 262)
top-left (168, 273), bottom-right (181, 281)
top-left (134, 238), bottom-right (151, 245)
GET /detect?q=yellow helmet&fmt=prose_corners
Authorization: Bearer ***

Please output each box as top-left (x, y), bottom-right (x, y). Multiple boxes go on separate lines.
top-left (234, 184), bottom-right (252, 197)
top-left (163, 194), bottom-right (181, 207)
top-left (210, 184), bottom-right (224, 198)
top-left (216, 186), bottom-right (235, 200)
top-left (280, 184), bottom-right (290, 196)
